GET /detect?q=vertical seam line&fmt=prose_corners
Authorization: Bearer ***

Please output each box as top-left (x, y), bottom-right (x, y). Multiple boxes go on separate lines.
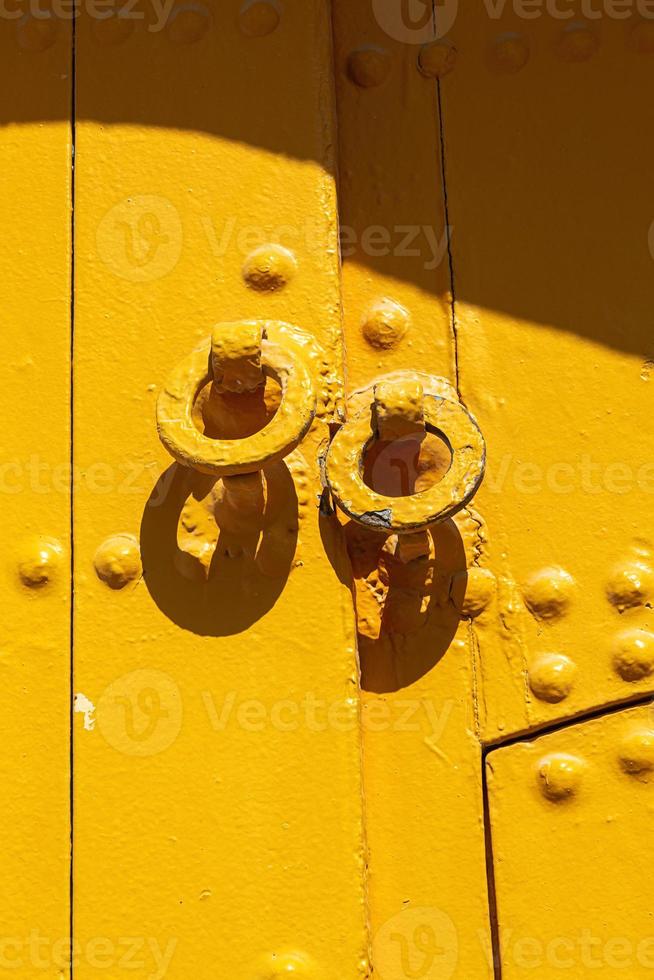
top-left (69, 8), bottom-right (76, 980)
top-left (435, 79), bottom-right (462, 402)
top-left (328, 2), bottom-right (373, 974)
top-left (482, 758), bottom-right (503, 980)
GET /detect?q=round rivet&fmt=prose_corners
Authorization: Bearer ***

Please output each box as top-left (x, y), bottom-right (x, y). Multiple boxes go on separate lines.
top-left (606, 560), bottom-right (654, 611)
top-left (452, 567), bottom-right (496, 618)
top-left (612, 629), bottom-right (654, 682)
top-left (18, 537), bottom-right (63, 588)
top-left (18, 538), bottom-right (64, 589)
top-left (166, 3), bottom-right (210, 43)
top-left (256, 951), bottom-right (313, 977)
top-left (556, 22), bottom-right (599, 62)
top-left (361, 298), bottom-right (410, 350)
top-left (630, 20), bottom-right (654, 54)
top-left (618, 730), bottom-right (654, 776)
top-left (490, 32), bottom-right (530, 73)
top-left (347, 45), bottom-right (392, 88)
top-left (537, 753), bottom-right (584, 801)
top-left (522, 566), bottom-right (574, 621)
top-left (238, 0), bottom-right (281, 37)
top-left (529, 653), bottom-right (576, 703)
top-left (93, 534), bottom-right (142, 590)
top-left (418, 39), bottom-right (457, 78)
top-left (17, 13), bottom-right (57, 52)
top-left (242, 244), bottom-right (296, 292)
top-left (91, 11), bottom-right (135, 45)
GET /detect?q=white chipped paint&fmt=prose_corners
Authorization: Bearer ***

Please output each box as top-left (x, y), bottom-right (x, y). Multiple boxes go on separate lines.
top-left (74, 692), bottom-right (96, 731)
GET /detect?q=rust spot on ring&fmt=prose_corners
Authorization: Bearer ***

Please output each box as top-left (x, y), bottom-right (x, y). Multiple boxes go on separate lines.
top-left (325, 376), bottom-right (486, 533)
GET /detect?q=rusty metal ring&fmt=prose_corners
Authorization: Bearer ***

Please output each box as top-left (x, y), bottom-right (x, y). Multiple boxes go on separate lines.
top-left (157, 322), bottom-right (316, 477)
top-left (325, 394), bottom-right (485, 532)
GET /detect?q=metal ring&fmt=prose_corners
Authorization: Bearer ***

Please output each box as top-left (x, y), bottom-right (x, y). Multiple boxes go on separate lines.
top-left (325, 394), bottom-right (486, 532)
top-left (157, 322), bottom-right (316, 477)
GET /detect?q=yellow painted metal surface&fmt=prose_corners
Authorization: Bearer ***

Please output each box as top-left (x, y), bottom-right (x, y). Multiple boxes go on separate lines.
top-left (331, 0), bottom-right (455, 390)
top-left (488, 704), bottom-right (654, 977)
top-left (4, 1), bottom-right (654, 977)
top-left (331, 3), bottom-right (494, 976)
top-left (0, 16), bottom-right (72, 979)
top-left (330, 2), bottom-right (654, 974)
top-left (439, 6), bottom-right (654, 741)
top-left (73, 2), bottom-right (368, 977)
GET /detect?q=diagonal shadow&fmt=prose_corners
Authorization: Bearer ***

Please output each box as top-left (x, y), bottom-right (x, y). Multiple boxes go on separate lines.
top-left (5, 2), bottom-right (653, 356)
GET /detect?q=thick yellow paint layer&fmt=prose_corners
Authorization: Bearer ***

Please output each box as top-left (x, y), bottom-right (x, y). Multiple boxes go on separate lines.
top-left (73, 3), bottom-right (368, 977)
top-left (331, 0), bottom-right (455, 390)
top-left (0, 19), bottom-right (72, 979)
top-left (488, 704), bottom-right (654, 977)
top-left (440, 9), bottom-right (654, 739)
top-left (6, 2), bottom-right (652, 975)
top-left (332, 3), bottom-right (493, 975)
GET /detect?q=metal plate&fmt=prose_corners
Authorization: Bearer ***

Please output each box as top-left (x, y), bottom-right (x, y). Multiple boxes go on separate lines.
top-left (487, 703), bottom-right (654, 977)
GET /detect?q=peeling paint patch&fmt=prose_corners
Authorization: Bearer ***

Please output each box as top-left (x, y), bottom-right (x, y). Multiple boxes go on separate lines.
top-left (74, 693), bottom-right (96, 731)
top-left (360, 509), bottom-right (393, 528)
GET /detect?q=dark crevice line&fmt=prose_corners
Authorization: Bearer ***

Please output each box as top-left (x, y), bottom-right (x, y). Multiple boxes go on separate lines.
top-left (435, 79), bottom-right (461, 403)
top-left (430, 1), bottom-right (460, 398)
top-left (482, 759), bottom-right (502, 980)
top-left (69, 10), bottom-right (76, 980)
top-left (483, 690), bottom-right (654, 756)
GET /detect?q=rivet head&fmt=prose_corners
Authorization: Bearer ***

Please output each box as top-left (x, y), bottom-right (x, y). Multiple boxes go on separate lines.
top-left (537, 753), bottom-right (584, 801)
top-left (17, 13), bottom-right (58, 52)
top-left (93, 534), bottom-right (142, 590)
top-left (556, 22), bottom-right (599, 62)
top-left (606, 559), bottom-right (654, 611)
top-left (255, 951), bottom-right (313, 977)
top-left (238, 0), bottom-right (281, 37)
top-left (92, 11), bottom-right (135, 45)
top-left (612, 629), bottom-right (654, 682)
top-left (522, 566), bottom-right (574, 621)
top-left (618, 730), bottom-right (654, 776)
top-left (347, 45), bottom-right (392, 88)
top-left (166, 3), bottom-right (210, 43)
top-left (490, 32), bottom-right (530, 73)
top-left (418, 39), bottom-right (457, 78)
top-left (242, 244), bottom-right (296, 292)
top-left (630, 19), bottom-right (654, 54)
top-left (452, 567), bottom-right (496, 618)
top-left (18, 536), bottom-right (63, 588)
top-left (529, 653), bottom-right (576, 703)
top-left (361, 298), bottom-right (410, 350)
